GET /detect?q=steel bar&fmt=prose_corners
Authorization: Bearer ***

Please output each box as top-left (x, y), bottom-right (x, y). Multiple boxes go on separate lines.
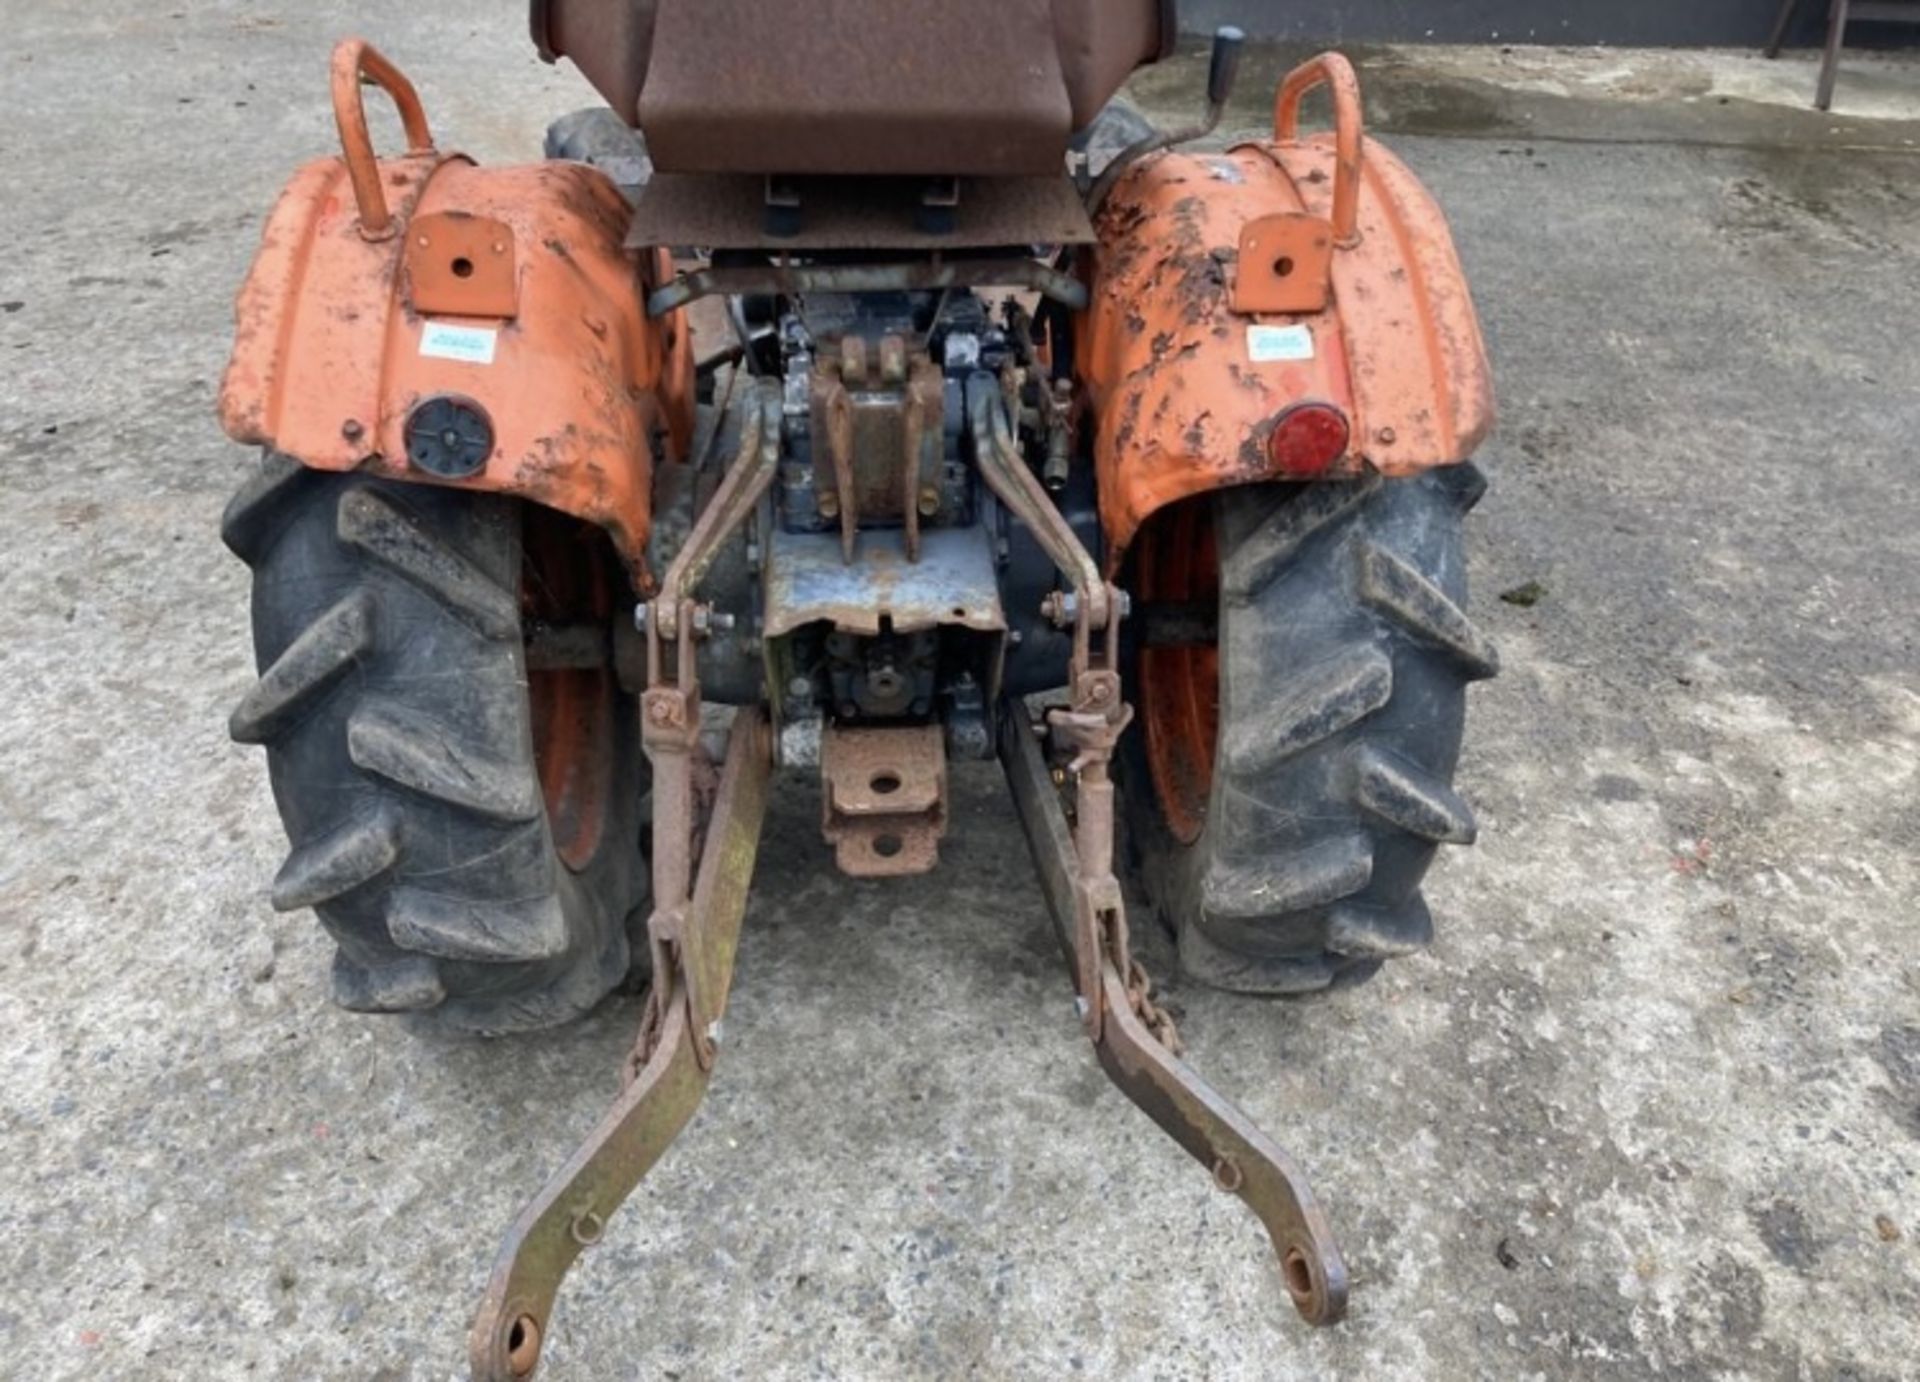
top-left (469, 709), bottom-right (773, 1381)
top-left (997, 704), bottom-right (1350, 1326)
top-left (971, 387), bottom-right (1110, 631)
top-left (651, 383), bottom-right (781, 642)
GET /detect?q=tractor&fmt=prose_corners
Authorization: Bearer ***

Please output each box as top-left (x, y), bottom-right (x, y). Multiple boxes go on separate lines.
top-left (217, 4), bottom-right (1496, 1375)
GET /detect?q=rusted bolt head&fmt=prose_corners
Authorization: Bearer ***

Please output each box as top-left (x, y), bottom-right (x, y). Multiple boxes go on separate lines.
top-left (1088, 680), bottom-right (1113, 704)
top-left (648, 699), bottom-right (675, 725)
top-left (1376, 426), bottom-right (1398, 445)
top-left (341, 419), bottom-right (365, 442)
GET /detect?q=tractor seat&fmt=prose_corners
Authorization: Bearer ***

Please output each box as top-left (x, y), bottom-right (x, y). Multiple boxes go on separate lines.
top-left (536, 0), bottom-right (1175, 178)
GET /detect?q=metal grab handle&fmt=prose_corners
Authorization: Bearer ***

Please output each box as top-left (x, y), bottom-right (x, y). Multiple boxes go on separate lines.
top-left (1273, 53), bottom-right (1365, 248)
top-left (329, 38), bottom-right (435, 241)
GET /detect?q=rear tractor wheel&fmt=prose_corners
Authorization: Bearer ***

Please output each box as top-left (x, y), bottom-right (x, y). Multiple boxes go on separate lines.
top-left (222, 457), bottom-right (648, 1033)
top-left (1124, 467), bottom-right (1497, 994)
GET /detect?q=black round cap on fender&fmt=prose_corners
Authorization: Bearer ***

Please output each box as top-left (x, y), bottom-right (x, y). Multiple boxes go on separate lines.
top-left (405, 396), bottom-right (495, 479)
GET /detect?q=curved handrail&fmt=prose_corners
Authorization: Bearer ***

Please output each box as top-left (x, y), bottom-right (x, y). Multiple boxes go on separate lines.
top-left (329, 38), bottom-right (435, 241)
top-left (1274, 53), bottom-right (1365, 248)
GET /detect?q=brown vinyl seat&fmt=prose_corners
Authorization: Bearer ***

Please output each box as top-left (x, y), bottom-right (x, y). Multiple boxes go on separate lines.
top-left (535, 0), bottom-right (1174, 177)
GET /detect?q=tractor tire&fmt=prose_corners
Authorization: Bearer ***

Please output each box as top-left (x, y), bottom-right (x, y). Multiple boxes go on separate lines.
top-left (1073, 98), bottom-right (1158, 178)
top-left (544, 108), bottom-right (652, 203)
top-left (222, 456), bottom-right (648, 1033)
top-left (1124, 467), bottom-right (1498, 994)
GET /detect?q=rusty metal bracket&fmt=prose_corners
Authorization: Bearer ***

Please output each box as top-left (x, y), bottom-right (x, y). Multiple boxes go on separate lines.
top-left (998, 701), bottom-right (1349, 1327)
top-left (651, 381), bottom-right (781, 643)
top-left (901, 356), bottom-right (944, 562)
top-left (821, 723), bottom-right (948, 876)
top-left (969, 381), bottom-right (1109, 632)
top-left (469, 709), bottom-right (773, 1382)
top-left (810, 363), bottom-right (860, 561)
top-left (406, 211), bottom-right (520, 319)
top-left (1233, 212), bottom-right (1333, 316)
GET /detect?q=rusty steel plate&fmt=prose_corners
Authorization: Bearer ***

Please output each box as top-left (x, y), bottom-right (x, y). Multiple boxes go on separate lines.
top-left (762, 524), bottom-right (1006, 640)
top-left (1233, 212), bottom-right (1333, 316)
top-left (406, 211), bottom-right (521, 318)
top-left (821, 724), bottom-right (947, 878)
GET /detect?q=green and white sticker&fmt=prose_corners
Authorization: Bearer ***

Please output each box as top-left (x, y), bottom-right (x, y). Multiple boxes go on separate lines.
top-left (420, 320), bottom-right (498, 366)
top-left (1247, 324), bottom-right (1315, 363)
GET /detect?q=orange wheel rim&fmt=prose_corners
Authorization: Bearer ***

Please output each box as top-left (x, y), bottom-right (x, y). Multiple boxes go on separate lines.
top-left (1136, 500), bottom-right (1219, 846)
top-left (522, 509), bottom-right (616, 871)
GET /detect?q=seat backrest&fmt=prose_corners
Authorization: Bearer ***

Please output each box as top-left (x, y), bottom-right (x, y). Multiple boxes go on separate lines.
top-left (536, 0), bottom-right (1172, 177)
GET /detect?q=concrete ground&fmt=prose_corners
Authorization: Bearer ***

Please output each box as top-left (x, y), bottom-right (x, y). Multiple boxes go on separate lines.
top-left (3, 5), bottom-right (1918, 1378)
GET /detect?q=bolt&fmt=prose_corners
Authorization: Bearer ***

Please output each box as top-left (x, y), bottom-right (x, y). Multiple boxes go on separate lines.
top-left (648, 699), bottom-right (674, 725)
top-left (341, 419), bottom-right (365, 442)
top-left (819, 492), bottom-right (840, 519)
top-left (917, 487), bottom-right (941, 517)
top-left (1376, 426), bottom-right (1398, 445)
top-left (788, 676), bottom-right (813, 699)
top-left (1088, 680), bottom-right (1112, 704)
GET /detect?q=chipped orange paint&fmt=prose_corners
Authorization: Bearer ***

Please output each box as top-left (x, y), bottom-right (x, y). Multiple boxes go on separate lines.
top-left (218, 40), bottom-right (692, 590)
top-left (1077, 53), bottom-right (1494, 571)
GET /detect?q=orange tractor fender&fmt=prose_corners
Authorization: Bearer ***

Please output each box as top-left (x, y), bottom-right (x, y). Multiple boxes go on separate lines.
top-left (1077, 54), bottom-right (1495, 571)
top-left (218, 40), bottom-right (693, 590)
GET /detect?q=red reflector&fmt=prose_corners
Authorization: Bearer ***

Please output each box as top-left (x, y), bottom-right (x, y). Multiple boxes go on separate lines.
top-left (1266, 403), bottom-right (1350, 477)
